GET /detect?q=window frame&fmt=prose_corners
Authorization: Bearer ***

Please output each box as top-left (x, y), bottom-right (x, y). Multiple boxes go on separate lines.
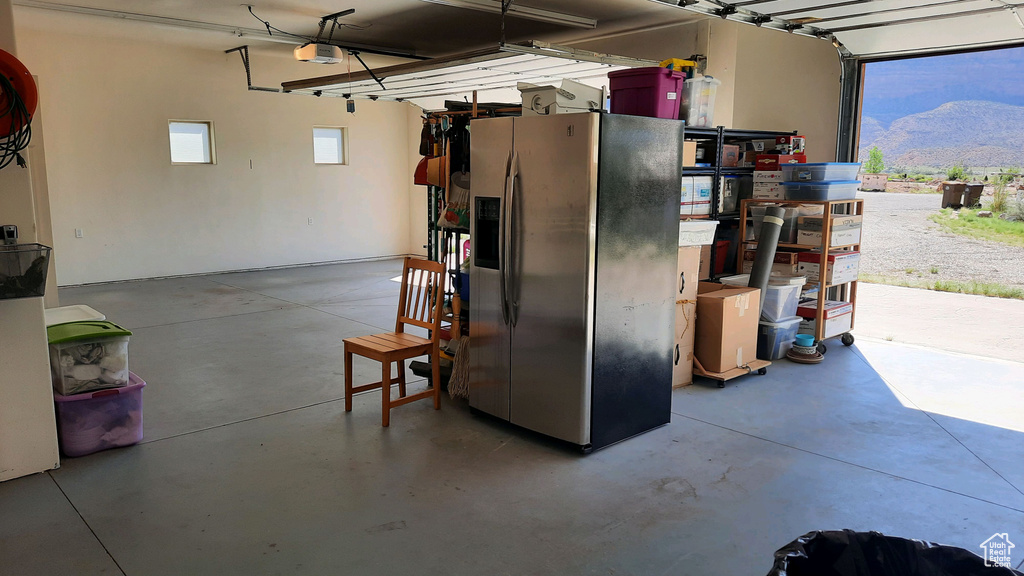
top-left (312, 126), bottom-right (349, 166)
top-left (168, 120), bottom-right (216, 165)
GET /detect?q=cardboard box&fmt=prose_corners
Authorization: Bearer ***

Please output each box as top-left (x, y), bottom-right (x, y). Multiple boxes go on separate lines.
top-left (797, 251), bottom-right (861, 285)
top-left (721, 144), bottom-right (740, 167)
top-left (674, 246), bottom-right (701, 388)
top-left (797, 300), bottom-right (854, 339)
top-left (755, 154), bottom-right (807, 171)
top-left (681, 176), bottom-right (712, 216)
top-left (753, 170), bottom-right (785, 182)
top-left (775, 135), bottom-right (806, 154)
top-left (752, 181), bottom-right (785, 199)
top-left (741, 150), bottom-right (759, 167)
top-left (797, 228), bottom-right (861, 247)
top-left (740, 249), bottom-right (800, 276)
top-left (699, 245), bottom-right (711, 280)
top-left (798, 214), bottom-right (863, 230)
top-left (798, 213), bottom-right (863, 247)
top-left (695, 282), bottom-right (760, 374)
top-left (683, 141), bottom-right (697, 167)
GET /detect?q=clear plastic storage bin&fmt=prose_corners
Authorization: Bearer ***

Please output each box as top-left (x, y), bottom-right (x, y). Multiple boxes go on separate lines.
top-left (761, 283), bottom-right (802, 322)
top-left (782, 181), bottom-right (860, 201)
top-left (47, 321), bottom-right (132, 396)
top-left (781, 162), bottom-right (861, 182)
top-left (54, 371), bottom-right (145, 457)
top-left (757, 316), bottom-right (802, 360)
top-left (681, 76), bottom-right (721, 127)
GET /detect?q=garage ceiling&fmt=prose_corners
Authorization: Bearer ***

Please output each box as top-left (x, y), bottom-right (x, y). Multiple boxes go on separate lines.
top-left (281, 41), bottom-right (654, 101)
top-left (654, 0), bottom-right (1024, 59)
top-left (11, 0), bottom-right (692, 57)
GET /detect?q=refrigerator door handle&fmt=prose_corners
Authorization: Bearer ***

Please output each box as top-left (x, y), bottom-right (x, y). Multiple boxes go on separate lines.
top-left (500, 151), bottom-right (511, 326)
top-left (508, 152), bottom-right (520, 327)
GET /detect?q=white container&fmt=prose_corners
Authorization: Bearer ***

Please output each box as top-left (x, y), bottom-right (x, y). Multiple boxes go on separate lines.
top-left (679, 219), bottom-right (719, 247)
top-left (681, 76), bottom-right (721, 128)
top-left (757, 316), bottom-right (802, 360)
top-left (719, 274), bottom-right (750, 287)
top-left (519, 79), bottom-right (604, 117)
top-left (761, 283), bottom-right (801, 322)
top-left (769, 275), bottom-right (807, 286)
top-left (783, 180), bottom-right (860, 201)
top-left (782, 162), bottom-right (862, 182)
top-left (44, 305), bottom-right (105, 327)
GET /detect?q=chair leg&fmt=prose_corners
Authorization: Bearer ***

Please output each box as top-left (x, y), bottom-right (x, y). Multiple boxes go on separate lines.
top-left (344, 348), bottom-right (353, 413)
top-left (397, 360), bottom-right (407, 398)
top-left (381, 359), bottom-right (392, 427)
top-left (431, 351), bottom-right (441, 410)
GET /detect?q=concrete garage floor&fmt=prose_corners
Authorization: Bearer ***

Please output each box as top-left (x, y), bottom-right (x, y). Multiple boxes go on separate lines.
top-left (2, 258), bottom-right (1023, 575)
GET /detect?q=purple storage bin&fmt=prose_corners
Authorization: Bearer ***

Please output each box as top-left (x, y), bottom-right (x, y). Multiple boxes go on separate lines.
top-left (608, 67), bottom-right (686, 119)
top-left (54, 371), bottom-right (145, 457)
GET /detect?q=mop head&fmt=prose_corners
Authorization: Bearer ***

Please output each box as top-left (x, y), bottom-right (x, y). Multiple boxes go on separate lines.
top-left (448, 336), bottom-right (470, 399)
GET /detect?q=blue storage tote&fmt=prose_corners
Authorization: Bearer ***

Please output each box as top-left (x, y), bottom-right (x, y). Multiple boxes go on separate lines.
top-left (782, 162), bottom-right (861, 182)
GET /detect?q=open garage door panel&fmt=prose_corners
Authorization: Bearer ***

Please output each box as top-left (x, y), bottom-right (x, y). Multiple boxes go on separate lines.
top-left (657, 0), bottom-right (1024, 59)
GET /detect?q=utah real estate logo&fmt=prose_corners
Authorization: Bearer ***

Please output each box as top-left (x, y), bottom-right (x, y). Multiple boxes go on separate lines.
top-left (980, 533), bottom-right (1014, 568)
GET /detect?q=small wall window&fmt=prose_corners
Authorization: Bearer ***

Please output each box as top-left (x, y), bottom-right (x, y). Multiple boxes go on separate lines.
top-left (313, 127), bottom-right (348, 165)
top-left (169, 121), bottom-right (215, 164)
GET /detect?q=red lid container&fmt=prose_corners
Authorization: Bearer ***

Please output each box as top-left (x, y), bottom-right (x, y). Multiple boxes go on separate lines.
top-left (608, 67), bottom-right (686, 120)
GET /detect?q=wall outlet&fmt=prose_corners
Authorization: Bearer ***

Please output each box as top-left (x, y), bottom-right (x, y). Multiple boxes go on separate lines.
top-left (75, 228), bottom-right (84, 238)
top-left (307, 217), bottom-right (313, 225)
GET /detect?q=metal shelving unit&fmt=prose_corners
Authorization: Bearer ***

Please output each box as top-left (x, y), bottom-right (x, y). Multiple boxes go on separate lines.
top-left (682, 126), bottom-right (798, 279)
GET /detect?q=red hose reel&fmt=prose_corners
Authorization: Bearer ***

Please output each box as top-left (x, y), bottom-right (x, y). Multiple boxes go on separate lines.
top-left (0, 48), bottom-right (37, 138)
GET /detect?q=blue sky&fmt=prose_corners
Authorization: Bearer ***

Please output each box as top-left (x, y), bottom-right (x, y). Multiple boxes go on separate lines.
top-left (862, 46), bottom-right (1024, 127)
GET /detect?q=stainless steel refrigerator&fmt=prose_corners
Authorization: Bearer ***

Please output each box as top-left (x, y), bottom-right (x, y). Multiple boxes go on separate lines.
top-left (469, 112), bottom-right (684, 452)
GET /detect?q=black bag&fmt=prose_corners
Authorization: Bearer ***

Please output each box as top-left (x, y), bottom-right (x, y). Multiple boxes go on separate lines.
top-left (768, 530), bottom-right (1022, 576)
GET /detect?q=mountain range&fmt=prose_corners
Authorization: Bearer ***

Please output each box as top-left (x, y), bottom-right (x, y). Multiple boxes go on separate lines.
top-left (858, 100), bottom-right (1024, 170)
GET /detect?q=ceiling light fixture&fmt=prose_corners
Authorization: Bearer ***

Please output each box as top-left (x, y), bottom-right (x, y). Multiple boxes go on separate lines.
top-left (417, 0), bottom-right (596, 29)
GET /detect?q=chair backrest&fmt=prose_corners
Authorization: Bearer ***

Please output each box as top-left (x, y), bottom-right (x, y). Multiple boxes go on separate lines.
top-left (396, 257), bottom-right (445, 339)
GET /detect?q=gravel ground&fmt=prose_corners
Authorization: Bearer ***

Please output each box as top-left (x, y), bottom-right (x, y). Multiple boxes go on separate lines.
top-left (858, 191), bottom-right (1024, 289)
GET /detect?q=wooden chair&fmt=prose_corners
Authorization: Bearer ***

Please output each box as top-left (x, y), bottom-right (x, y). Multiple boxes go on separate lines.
top-left (343, 257), bottom-right (444, 427)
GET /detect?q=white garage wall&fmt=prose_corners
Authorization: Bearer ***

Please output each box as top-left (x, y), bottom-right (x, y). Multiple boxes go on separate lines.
top-left (15, 29), bottom-right (417, 286)
top-left (731, 25), bottom-right (842, 163)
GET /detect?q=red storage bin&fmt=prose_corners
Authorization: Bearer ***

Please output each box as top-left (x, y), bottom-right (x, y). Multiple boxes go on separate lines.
top-left (608, 67), bottom-right (686, 120)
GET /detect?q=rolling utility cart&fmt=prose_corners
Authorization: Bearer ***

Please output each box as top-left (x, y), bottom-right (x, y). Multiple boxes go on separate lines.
top-left (738, 198), bottom-right (864, 354)
top-left (693, 357), bottom-right (771, 388)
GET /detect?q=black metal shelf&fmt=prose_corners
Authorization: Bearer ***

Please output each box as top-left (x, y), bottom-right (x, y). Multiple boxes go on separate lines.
top-left (682, 125), bottom-right (798, 282)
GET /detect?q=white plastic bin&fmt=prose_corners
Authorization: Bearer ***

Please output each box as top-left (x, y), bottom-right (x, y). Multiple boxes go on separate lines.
top-left (681, 76), bottom-right (721, 128)
top-left (719, 274), bottom-right (749, 287)
top-left (757, 316), bottom-right (802, 360)
top-left (679, 219), bottom-right (719, 247)
top-left (783, 181), bottom-right (860, 201)
top-left (781, 162), bottom-right (862, 182)
top-left (44, 305), bottom-right (105, 327)
top-left (761, 283), bottom-right (801, 322)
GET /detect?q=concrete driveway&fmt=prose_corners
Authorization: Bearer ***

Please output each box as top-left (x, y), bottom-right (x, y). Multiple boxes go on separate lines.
top-left (854, 191), bottom-right (1024, 362)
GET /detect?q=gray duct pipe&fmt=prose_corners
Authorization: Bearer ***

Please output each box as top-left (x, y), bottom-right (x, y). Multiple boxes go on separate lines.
top-left (748, 205), bottom-right (786, 316)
